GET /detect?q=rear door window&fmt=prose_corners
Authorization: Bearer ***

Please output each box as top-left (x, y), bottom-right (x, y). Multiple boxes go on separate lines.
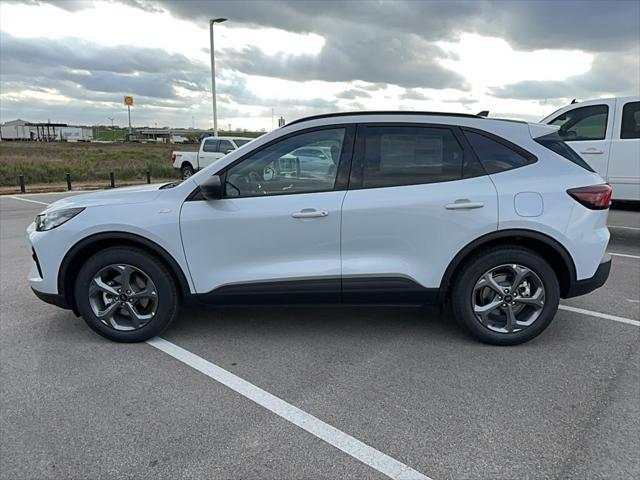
top-left (620, 101), bottom-right (640, 139)
top-left (463, 130), bottom-right (536, 174)
top-left (549, 105), bottom-right (609, 141)
top-left (360, 125), bottom-right (464, 188)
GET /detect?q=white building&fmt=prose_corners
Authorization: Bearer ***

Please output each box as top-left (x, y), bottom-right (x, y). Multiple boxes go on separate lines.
top-left (0, 119), bottom-right (93, 142)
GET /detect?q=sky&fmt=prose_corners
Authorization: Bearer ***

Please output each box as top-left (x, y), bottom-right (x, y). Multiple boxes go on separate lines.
top-left (0, 0), bottom-right (638, 131)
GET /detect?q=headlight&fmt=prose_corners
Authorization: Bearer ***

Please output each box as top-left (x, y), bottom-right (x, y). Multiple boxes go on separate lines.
top-left (35, 207), bottom-right (85, 231)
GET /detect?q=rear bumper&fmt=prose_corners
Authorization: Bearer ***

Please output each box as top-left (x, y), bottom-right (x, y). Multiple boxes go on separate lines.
top-left (31, 288), bottom-right (70, 310)
top-left (564, 254), bottom-right (611, 298)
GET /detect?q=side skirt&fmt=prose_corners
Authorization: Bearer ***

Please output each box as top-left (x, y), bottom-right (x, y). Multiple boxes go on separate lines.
top-left (190, 277), bottom-right (440, 306)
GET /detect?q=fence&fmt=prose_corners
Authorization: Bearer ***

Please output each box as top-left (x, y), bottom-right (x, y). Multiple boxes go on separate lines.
top-left (17, 170), bottom-right (154, 193)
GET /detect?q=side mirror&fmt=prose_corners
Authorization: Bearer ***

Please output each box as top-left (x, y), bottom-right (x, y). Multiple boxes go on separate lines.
top-left (200, 175), bottom-right (224, 200)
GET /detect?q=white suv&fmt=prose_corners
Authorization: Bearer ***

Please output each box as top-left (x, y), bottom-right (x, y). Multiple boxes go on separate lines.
top-left (28, 112), bottom-right (612, 345)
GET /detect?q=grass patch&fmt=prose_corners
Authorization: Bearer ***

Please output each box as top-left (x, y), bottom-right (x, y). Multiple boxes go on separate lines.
top-left (0, 142), bottom-right (183, 186)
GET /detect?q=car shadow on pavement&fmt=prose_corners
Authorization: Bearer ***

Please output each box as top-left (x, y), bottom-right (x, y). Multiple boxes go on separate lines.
top-left (164, 304), bottom-right (475, 345)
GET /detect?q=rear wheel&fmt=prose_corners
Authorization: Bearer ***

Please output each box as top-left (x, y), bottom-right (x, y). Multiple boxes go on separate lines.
top-left (181, 164), bottom-right (195, 179)
top-left (75, 247), bottom-right (179, 342)
top-left (451, 247), bottom-right (559, 345)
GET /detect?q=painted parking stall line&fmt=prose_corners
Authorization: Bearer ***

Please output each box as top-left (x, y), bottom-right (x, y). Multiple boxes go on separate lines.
top-left (559, 305), bottom-right (640, 327)
top-left (608, 225), bottom-right (640, 231)
top-left (609, 252), bottom-right (640, 260)
top-left (147, 337), bottom-right (431, 480)
top-left (6, 195), bottom-right (50, 206)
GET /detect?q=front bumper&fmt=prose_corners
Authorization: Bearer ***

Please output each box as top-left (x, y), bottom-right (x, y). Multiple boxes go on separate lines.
top-left (564, 254), bottom-right (611, 298)
top-left (31, 288), bottom-right (70, 309)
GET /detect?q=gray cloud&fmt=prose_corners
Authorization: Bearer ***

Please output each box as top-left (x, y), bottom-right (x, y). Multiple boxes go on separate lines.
top-left (490, 49), bottom-right (640, 101)
top-left (400, 89), bottom-right (431, 101)
top-left (2, 0), bottom-right (639, 126)
top-left (335, 89), bottom-right (371, 100)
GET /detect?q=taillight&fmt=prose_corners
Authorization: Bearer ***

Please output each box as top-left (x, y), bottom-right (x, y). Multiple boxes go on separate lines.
top-left (567, 184), bottom-right (612, 210)
top-left (171, 153), bottom-right (176, 162)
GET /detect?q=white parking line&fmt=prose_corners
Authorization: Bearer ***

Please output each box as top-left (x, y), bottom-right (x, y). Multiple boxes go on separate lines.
top-left (609, 252), bottom-right (640, 259)
top-left (6, 195), bottom-right (50, 206)
top-left (146, 337), bottom-right (431, 480)
top-left (559, 305), bottom-right (640, 327)
top-left (608, 225), bottom-right (640, 231)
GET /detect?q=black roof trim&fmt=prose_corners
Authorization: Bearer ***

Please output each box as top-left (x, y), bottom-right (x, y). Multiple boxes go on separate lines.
top-left (287, 110), bottom-right (482, 126)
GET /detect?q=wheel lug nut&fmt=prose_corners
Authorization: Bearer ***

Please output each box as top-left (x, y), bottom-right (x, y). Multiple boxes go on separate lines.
top-left (502, 303), bottom-right (507, 308)
top-left (503, 288), bottom-right (509, 293)
top-left (498, 296), bottom-right (502, 300)
top-left (512, 301), bottom-right (516, 305)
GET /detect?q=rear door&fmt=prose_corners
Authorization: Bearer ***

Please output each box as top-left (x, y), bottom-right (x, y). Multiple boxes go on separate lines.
top-left (608, 100), bottom-right (640, 201)
top-left (340, 124), bottom-right (498, 302)
top-left (548, 100), bottom-right (615, 180)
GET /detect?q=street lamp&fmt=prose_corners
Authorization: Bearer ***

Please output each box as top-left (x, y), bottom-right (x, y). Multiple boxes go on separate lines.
top-left (209, 17), bottom-right (227, 137)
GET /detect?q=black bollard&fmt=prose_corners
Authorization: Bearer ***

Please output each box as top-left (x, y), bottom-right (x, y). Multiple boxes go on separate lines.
top-left (109, 172), bottom-right (115, 188)
top-left (65, 173), bottom-right (72, 191)
top-left (146, 170), bottom-right (151, 184)
top-left (18, 175), bottom-right (26, 193)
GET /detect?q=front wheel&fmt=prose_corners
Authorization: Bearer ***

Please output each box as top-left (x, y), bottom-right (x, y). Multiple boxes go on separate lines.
top-left (451, 247), bottom-right (560, 345)
top-left (75, 247), bottom-right (179, 342)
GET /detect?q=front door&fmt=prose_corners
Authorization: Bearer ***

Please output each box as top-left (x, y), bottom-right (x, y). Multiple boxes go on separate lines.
top-left (180, 126), bottom-right (354, 303)
top-left (548, 101), bottom-right (615, 180)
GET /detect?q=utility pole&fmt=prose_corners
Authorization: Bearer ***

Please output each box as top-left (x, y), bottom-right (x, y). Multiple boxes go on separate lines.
top-left (209, 17), bottom-right (227, 137)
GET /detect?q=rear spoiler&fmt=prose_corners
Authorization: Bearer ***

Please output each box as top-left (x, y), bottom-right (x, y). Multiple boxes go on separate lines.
top-left (528, 123), bottom-right (559, 139)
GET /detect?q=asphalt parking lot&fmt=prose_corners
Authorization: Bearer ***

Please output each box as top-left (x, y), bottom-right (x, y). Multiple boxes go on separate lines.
top-left (1, 191), bottom-right (638, 480)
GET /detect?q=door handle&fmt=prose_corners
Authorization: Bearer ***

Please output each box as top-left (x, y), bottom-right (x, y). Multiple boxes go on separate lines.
top-left (445, 199), bottom-right (484, 210)
top-left (579, 148), bottom-right (604, 154)
top-left (291, 209), bottom-right (329, 219)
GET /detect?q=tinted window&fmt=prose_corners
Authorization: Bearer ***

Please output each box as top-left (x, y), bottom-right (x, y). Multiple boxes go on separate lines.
top-left (550, 104), bottom-right (608, 141)
top-left (224, 128), bottom-right (345, 197)
top-left (202, 139), bottom-right (218, 152)
top-left (620, 101), bottom-right (640, 139)
top-left (464, 130), bottom-right (534, 174)
top-left (362, 126), bottom-right (463, 188)
top-left (234, 138), bottom-right (251, 147)
top-left (534, 132), bottom-right (595, 172)
top-left (218, 140), bottom-right (234, 152)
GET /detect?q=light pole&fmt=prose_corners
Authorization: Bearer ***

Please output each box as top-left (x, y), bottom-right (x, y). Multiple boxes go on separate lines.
top-left (209, 17), bottom-right (227, 137)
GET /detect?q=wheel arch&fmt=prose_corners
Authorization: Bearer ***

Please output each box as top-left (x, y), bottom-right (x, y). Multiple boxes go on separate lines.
top-left (58, 232), bottom-right (192, 315)
top-left (440, 229), bottom-right (577, 299)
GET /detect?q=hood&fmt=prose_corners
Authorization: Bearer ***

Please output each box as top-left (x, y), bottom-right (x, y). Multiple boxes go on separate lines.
top-left (44, 183), bottom-right (164, 212)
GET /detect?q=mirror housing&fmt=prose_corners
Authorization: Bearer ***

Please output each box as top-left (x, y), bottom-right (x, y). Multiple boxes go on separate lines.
top-left (200, 175), bottom-right (224, 200)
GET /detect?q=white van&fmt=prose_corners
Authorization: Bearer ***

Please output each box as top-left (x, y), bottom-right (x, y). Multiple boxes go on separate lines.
top-left (541, 96), bottom-right (639, 201)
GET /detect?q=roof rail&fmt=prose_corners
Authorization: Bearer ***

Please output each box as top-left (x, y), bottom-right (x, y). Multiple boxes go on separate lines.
top-left (287, 110), bottom-right (482, 126)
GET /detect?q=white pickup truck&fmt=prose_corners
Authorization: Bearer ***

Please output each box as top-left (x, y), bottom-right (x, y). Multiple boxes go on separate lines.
top-left (541, 96), bottom-right (639, 201)
top-left (172, 136), bottom-right (254, 179)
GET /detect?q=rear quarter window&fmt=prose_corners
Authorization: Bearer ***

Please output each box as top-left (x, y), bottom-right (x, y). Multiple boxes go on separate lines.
top-left (534, 132), bottom-right (595, 172)
top-left (463, 130), bottom-right (536, 174)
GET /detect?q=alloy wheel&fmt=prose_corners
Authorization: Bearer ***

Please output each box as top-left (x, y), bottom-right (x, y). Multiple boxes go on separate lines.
top-left (472, 264), bottom-right (545, 333)
top-left (88, 264), bottom-right (158, 331)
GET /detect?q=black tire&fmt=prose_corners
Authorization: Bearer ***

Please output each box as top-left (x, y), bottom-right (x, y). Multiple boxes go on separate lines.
top-left (75, 247), bottom-right (179, 342)
top-left (181, 164), bottom-right (195, 179)
top-left (451, 247), bottom-right (560, 345)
